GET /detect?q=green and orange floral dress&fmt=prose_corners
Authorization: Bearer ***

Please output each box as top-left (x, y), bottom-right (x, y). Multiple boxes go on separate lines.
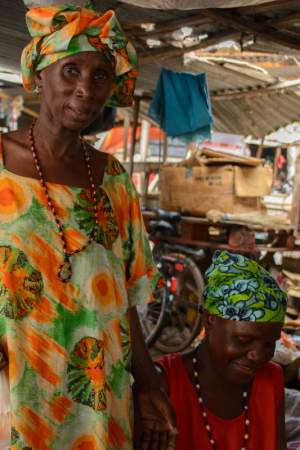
top-left (0, 135), bottom-right (159, 450)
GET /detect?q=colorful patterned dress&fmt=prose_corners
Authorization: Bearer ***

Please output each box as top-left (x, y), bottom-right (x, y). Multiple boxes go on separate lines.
top-left (0, 135), bottom-right (159, 450)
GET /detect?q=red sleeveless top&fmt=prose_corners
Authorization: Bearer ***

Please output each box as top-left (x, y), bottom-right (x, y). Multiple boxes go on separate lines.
top-left (158, 354), bottom-right (284, 450)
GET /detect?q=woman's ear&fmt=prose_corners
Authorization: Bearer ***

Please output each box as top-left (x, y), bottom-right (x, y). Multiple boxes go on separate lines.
top-left (203, 312), bottom-right (216, 337)
top-left (34, 71), bottom-right (43, 92)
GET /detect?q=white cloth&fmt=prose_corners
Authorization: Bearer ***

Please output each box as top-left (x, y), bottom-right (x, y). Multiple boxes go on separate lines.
top-left (285, 388), bottom-right (300, 450)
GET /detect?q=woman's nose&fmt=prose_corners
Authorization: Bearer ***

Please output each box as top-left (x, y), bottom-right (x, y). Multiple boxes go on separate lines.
top-left (246, 346), bottom-right (267, 366)
top-left (75, 76), bottom-right (93, 98)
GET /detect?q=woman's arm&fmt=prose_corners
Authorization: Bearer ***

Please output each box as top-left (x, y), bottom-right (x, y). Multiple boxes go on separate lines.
top-left (276, 397), bottom-right (287, 450)
top-left (129, 306), bottom-right (177, 450)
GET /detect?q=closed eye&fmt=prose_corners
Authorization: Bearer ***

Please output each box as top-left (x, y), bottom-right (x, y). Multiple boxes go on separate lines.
top-left (236, 336), bottom-right (252, 345)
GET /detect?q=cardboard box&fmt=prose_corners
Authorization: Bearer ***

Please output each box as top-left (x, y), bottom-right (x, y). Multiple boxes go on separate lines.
top-left (160, 164), bottom-right (273, 216)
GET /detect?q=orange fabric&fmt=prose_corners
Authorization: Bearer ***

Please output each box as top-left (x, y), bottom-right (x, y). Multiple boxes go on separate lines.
top-left (158, 354), bottom-right (284, 450)
top-left (101, 126), bottom-right (165, 153)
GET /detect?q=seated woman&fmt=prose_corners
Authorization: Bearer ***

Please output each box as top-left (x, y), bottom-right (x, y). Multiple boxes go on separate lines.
top-left (157, 250), bottom-right (288, 450)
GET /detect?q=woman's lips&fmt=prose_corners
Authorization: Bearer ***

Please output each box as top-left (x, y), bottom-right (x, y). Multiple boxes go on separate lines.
top-left (67, 106), bottom-right (91, 121)
top-left (232, 362), bottom-right (256, 376)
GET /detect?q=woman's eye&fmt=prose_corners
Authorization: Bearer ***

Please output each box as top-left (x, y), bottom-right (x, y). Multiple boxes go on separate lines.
top-left (237, 336), bottom-right (252, 345)
top-left (63, 66), bottom-right (79, 77)
top-left (95, 70), bottom-right (109, 81)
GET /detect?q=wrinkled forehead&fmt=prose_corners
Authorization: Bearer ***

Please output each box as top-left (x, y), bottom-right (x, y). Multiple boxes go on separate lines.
top-left (49, 51), bottom-right (114, 69)
top-left (37, 51), bottom-right (115, 80)
top-left (214, 315), bottom-right (282, 340)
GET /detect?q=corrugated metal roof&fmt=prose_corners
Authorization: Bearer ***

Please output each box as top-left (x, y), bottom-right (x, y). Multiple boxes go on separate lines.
top-left (1, 0), bottom-right (300, 138)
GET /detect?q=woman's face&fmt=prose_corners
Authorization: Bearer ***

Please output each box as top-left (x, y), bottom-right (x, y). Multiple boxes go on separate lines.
top-left (36, 51), bottom-right (114, 131)
top-left (205, 314), bottom-right (282, 386)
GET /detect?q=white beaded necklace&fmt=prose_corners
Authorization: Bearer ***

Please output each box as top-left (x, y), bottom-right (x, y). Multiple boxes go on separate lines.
top-left (192, 349), bottom-right (250, 450)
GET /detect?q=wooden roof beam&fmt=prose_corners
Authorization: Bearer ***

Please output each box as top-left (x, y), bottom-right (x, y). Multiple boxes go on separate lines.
top-left (202, 9), bottom-right (300, 51)
top-left (126, 14), bottom-right (213, 38)
top-left (267, 11), bottom-right (300, 28)
top-left (237, 0), bottom-right (300, 15)
top-left (212, 79), bottom-right (300, 100)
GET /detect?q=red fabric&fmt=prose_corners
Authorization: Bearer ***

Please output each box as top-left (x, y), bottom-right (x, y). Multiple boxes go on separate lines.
top-left (158, 354), bottom-right (284, 450)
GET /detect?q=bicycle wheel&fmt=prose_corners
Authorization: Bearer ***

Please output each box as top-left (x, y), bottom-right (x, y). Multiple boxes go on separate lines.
top-left (154, 252), bottom-right (204, 353)
top-left (137, 284), bottom-right (169, 347)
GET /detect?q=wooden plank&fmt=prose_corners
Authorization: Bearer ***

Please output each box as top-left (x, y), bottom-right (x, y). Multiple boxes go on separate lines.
top-left (139, 30), bottom-right (239, 62)
top-left (203, 9), bottom-right (300, 51)
top-left (164, 236), bottom-right (290, 253)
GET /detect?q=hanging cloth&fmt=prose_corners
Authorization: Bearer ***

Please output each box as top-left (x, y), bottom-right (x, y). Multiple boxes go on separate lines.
top-left (148, 68), bottom-right (213, 143)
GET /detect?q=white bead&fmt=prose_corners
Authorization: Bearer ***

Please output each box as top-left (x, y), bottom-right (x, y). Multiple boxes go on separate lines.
top-left (199, 397), bottom-right (203, 403)
top-left (245, 419), bottom-right (250, 425)
top-left (194, 371), bottom-right (198, 376)
top-left (244, 434), bottom-right (249, 440)
top-left (203, 411), bottom-right (207, 417)
top-left (206, 425), bottom-right (211, 430)
top-left (210, 439), bottom-right (215, 444)
top-left (196, 384), bottom-right (200, 389)
top-left (243, 391), bottom-right (247, 397)
top-left (192, 358), bottom-right (197, 363)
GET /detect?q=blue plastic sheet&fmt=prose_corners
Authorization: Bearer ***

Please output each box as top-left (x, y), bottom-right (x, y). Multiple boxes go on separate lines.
top-left (148, 68), bottom-right (213, 143)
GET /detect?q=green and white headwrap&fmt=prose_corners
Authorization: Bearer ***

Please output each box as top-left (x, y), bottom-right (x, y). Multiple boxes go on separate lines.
top-left (203, 250), bottom-right (287, 323)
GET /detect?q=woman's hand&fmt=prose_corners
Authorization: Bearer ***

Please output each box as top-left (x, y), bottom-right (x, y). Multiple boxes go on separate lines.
top-left (135, 385), bottom-right (177, 450)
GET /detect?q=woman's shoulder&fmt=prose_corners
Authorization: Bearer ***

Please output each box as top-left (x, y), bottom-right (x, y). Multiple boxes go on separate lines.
top-left (104, 153), bottom-right (127, 177)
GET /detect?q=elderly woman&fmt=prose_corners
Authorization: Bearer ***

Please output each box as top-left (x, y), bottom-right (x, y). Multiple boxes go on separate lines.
top-left (157, 251), bottom-right (288, 450)
top-left (0, 4), bottom-right (176, 449)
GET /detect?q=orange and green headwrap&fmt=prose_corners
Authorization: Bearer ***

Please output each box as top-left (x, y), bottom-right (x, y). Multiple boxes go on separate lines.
top-left (21, 3), bottom-right (138, 107)
top-left (203, 250), bottom-right (287, 323)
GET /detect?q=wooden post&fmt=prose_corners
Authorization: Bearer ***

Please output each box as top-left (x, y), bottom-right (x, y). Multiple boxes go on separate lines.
top-left (140, 120), bottom-right (151, 206)
top-left (140, 120), bottom-right (150, 162)
top-left (291, 155), bottom-right (300, 236)
top-left (129, 98), bottom-right (140, 177)
top-left (273, 147), bottom-right (281, 187)
top-left (163, 131), bottom-right (168, 163)
top-left (123, 115), bottom-right (130, 161)
top-left (256, 137), bottom-right (264, 159)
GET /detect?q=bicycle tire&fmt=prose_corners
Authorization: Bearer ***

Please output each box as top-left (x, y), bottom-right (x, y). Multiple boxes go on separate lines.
top-left (137, 284), bottom-right (169, 347)
top-left (154, 252), bottom-right (204, 353)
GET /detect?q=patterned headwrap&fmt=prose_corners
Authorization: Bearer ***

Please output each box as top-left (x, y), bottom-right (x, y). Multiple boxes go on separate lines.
top-left (20, 3), bottom-right (138, 107)
top-left (203, 250), bottom-right (287, 323)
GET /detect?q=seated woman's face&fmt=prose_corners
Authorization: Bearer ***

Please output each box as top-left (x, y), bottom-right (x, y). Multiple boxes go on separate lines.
top-left (207, 316), bottom-right (282, 386)
top-left (36, 51), bottom-right (114, 131)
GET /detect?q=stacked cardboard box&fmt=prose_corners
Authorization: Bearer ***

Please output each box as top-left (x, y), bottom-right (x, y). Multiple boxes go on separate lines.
top-left (160, 149), bottom-right (273, 217)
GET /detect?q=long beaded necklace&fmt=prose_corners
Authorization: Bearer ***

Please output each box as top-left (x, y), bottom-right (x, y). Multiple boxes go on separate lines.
top-left (29, 122), bottom-right (99, 283)
top-left (192, 348), bottom-right (250, 450)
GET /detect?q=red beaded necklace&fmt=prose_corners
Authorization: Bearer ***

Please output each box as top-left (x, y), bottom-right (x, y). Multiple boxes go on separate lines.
top-left (29, 122), bottom-right (99, 283)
